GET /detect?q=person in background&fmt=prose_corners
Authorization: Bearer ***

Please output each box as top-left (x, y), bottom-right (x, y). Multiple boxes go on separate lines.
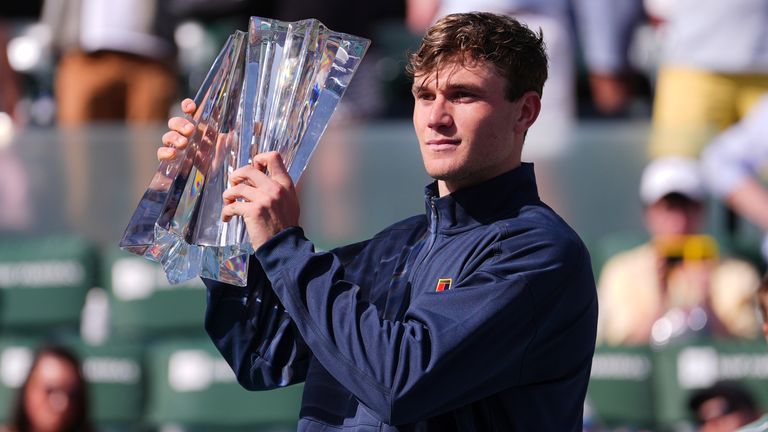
top-left (737, 275), bottom-right (768, 432)
top-left (0, 24), bottom-right (21, 124)
top-left (39, 0), bottom-right (183, 237)
top-left (646, 0), bottom-right (768, 159)
top-left (597, 157), bottom-right (761, 346)
top-left (0, 3), bottom-right (42, 124)
top-left (701, 95), bottom-right (768, 264)
top-left (1, 345), bottom-right (93, 432)
top-left (689, 382), bottom-right (760, 432)
top-left (41, 0), bottom-right (178, 125)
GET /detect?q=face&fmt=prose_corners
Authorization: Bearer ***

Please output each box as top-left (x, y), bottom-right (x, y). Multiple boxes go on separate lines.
top-left (412, 60), bottom-right (540, 195)
top-left (761, 299), bottom-right (768, 340)
top-left (23, 355), bottom-right (82, 432)
top-left (697, 397), bottom-right (755, 432)
top-left (645, 196), bottom-right (704, 237)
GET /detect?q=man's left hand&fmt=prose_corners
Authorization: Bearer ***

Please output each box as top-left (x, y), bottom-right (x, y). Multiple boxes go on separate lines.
top-left (222, 151), bottom-right (300, 250)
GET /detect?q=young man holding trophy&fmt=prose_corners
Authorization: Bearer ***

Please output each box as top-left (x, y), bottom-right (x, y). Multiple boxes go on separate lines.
top-left (159, 11), bottom-right (597, 431)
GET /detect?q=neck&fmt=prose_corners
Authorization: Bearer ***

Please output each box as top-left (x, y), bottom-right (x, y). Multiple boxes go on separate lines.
top-left (437, 160), bottom-right (522, 197)
top-left (437, 181), bottom-right (451, 197)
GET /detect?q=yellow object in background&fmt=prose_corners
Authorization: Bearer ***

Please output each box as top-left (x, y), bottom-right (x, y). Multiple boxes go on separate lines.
top-left (649, 67), bottom-right (768, 158)
top-left (653, 234), bottom-right (719, 263)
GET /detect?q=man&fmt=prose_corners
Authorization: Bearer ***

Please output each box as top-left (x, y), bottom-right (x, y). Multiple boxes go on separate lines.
top-left (701, 95), bottom-right (768, 264)
top-left (737, 275), bottom-right (768, 432)
top-left (161, 12), bottom-right (597, 430)
top-left (597, 157), bottom-right (760, 346)
top-left (42, 0), bottom-right (178, 125)
top-left (689, 382), bottom-right (760, 432)
top-left (646, 0), bottom-right (768, 159)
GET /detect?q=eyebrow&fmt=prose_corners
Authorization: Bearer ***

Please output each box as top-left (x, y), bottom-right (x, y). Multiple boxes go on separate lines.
top-left (411, 82), bottom-right (487, 94)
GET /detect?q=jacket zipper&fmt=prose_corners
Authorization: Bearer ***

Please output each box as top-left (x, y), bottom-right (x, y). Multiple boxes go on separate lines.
top-left (410, 198), bottom-right (439, 284)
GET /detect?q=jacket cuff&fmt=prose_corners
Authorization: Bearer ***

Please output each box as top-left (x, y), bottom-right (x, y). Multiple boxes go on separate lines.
top-left (202, 277), bottom-right (249, 296)
top-left (253, 226), bottom-right (312, 278)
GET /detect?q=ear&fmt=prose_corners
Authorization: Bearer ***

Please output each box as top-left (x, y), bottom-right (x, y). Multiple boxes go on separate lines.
top-left (762, 323), bottom-right (768, 341)
top-left (513, 91), bottom-right (542, 134)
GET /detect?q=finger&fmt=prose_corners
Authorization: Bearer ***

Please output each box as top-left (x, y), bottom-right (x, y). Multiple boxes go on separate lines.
top-left (157, 146), bottom-right (177, 161)
top-left (253, 151), bottom-right (293, 189)
top-left (222, 183), bottom-right (260, 205)
top-left (161, 131), bottom-right (188, 149)
top-left (167, 116), bottom-right (196, 137)
top-left (229, 164), bottom-right (269, 187)
top-left (221, 201), bottom-right (253, 222)
top-left (181, 98), bottom-right (197, 115)
top-left (221, 202), bottom-right (238, 222)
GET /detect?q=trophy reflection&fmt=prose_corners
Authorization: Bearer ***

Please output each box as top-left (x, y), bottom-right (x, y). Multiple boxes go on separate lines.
top-left (119, 17), bottom-right (370, 286)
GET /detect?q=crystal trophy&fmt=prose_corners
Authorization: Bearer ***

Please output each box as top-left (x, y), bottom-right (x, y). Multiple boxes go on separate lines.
top-left (119, 17), bottom-right (370, 286)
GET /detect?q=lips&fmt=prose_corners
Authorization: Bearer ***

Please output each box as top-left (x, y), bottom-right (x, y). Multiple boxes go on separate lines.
top-left (426, 138), bottom-right (460, 145)
top-left (425, 138), bottom-right (460, 152)
top-left (426, 138), bottom-right (460, 152)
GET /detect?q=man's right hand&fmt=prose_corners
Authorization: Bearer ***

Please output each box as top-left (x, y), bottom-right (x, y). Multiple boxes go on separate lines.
top-left (158, 98), bottom-right (197, 161)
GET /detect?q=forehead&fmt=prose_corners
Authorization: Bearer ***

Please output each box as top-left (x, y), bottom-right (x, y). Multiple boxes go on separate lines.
top-left (30, 356), bottom-right (78, 384)
top-left (413, 59), bottom-right (503, 90)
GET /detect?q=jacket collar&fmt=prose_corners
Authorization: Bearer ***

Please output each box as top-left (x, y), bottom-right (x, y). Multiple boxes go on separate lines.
top-left (424, 163), bottom-right (541, 233)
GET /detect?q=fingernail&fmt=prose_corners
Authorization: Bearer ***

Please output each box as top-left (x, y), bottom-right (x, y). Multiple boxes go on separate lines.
top-left (177, 136), bottom-right (187, 145)
top-left (184, 124), bottom-right (194, 133)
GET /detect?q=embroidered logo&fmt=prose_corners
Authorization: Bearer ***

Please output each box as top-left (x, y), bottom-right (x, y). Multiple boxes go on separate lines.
top-left (435, 278), bottom-right (452, 292)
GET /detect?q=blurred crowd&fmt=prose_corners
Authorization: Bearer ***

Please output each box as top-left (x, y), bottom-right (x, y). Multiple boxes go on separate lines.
top-left (2, 0), bottom-right (768, 431)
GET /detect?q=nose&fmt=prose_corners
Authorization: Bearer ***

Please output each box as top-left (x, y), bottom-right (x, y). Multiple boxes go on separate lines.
top-left (659, 209), bottom-right (697, 236)
top-left (428, 97), bottom-right (453, 129)
top-left (48, 390), bottom-right (73, 412)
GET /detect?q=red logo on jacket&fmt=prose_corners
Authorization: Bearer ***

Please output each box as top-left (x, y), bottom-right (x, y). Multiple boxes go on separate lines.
top-left (435, 278), bottom-right (452, 292)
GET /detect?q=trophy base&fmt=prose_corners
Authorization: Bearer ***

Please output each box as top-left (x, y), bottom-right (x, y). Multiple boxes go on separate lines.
top-left (151, 225), bottom-right (251, 286)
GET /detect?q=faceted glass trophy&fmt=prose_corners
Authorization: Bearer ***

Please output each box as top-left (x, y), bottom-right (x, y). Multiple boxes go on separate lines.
top-left (119, 17), bottom-right (370, 286)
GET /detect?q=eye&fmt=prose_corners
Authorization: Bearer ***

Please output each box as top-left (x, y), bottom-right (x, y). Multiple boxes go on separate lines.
top-left (450, 91), bottom-right (477, 102)
top-left (414, 91), bottom-right (435, 101)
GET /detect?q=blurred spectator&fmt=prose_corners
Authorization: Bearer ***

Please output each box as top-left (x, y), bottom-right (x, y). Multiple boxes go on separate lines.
top-left (1, 345), bottom-right (93, 432)
top-left (737, 275), bottom-right (768, 431)
top-left (0, 6), bottom-right (41, 232)
top-left (0, 25), bottom-right (21, 123)
top-left (701, 95), bottom-right (768, 264)
top-left (597, 157), bottom-right (761, 346)
top-left (647, 0), bottom-right (768, 159)
top-left (689, 382), bottom-right (760, 432)
top-left (41, 0), bottom-right (179, 125)
top-left (759, 274), bottom-right (768, 342)
top-left (573, 0), bottom-right (646, 118)
top-left (0, 3), bottom-right (43, 123)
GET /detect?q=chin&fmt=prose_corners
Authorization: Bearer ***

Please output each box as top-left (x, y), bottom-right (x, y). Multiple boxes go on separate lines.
top-left (425, 162), bottom-right (461, 180)
top-left (428, 170), bottom-right (469, 186)
top-left (426, 169), bottom-right (454, 182)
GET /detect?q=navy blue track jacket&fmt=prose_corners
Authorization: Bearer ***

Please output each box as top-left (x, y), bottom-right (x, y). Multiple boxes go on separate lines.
top-left (203, 163), bottom-right (598, 431)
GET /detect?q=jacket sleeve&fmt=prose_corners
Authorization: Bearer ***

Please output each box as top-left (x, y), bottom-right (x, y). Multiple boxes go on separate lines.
top-left (255, 226), bottom-right (598, 425)
top-left (203, 256), bottom-right (310, 390)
